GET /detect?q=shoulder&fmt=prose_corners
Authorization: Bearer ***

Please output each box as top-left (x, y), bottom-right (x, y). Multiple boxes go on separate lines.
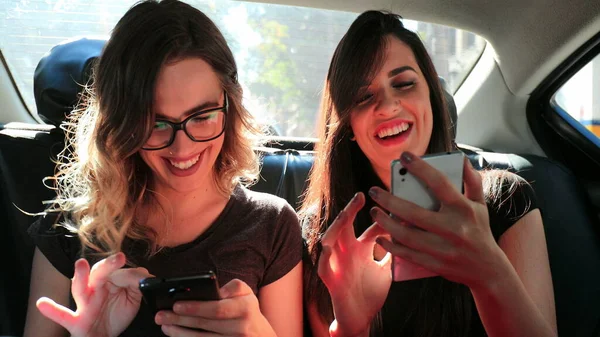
top-left (234, 185), bottom-right (298, 220)
top-left (27, 211), bottom-right (81, 278)
top-left (481, 170), bottom-right (537, 212)
top-left (28, 211), bottom-right (75, 238)
top-left (480, 169), bottom-right (539, 240)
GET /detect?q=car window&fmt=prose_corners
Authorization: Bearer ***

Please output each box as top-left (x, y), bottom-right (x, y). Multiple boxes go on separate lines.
top-left (0, 0), bottom-right (485, 137)
top-left (552, 53), bottom-right (600, 144)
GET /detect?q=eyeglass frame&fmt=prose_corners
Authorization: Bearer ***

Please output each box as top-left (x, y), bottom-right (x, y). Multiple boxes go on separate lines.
top-left (141, 92), bottom-right (228, 151)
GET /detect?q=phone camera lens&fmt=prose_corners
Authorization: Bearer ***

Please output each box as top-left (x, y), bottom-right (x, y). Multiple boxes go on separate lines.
top-left (399, 168), bottom-right (407, 176)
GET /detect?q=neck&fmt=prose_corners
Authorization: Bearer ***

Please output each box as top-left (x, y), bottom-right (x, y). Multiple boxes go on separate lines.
top-left (372, 163), bottom-right (392, 190)
top-left (158, 176), bottom-right (223, 214)
top-left (146, 172), bottom-right (231, 247)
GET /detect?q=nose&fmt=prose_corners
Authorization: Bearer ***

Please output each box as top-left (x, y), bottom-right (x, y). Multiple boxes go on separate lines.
top-left (374, 90), bottom-right (400, 117)
top-left (168, 129), bottom-right (193, 154)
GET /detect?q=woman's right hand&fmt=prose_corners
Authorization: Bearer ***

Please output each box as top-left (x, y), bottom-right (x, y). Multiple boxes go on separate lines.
top-left (318, 193), bottom-right (392, 337)
top-left (36, 252), bottom-right (153, 337)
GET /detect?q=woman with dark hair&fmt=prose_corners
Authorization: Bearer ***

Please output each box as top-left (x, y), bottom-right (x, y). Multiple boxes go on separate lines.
top-left (23, 1), bottom-right (302, 336)
top-left (301, 10), bottom-right (557, 337)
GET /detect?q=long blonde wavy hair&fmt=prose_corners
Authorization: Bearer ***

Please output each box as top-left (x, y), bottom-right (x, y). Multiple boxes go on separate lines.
top-left (47, 0), bottom-right (262, 257)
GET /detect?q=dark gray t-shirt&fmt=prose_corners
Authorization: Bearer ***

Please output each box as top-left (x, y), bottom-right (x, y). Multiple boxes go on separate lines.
top-left (28, 185), bottom-right (303, 337)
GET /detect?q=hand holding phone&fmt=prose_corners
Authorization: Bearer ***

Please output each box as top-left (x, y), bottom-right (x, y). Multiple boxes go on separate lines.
top-left (390, 151), bottom-right (464, 282)
top-left (153, 278), bottom-right (280, 336)
top-left (139, 271), bottom-right (221, 314)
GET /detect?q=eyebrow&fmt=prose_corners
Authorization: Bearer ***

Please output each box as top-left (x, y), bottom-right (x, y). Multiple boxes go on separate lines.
top-left (388, 66), bottom-right (417, 78)
top-left (155, 100), bottom-right (220, 120)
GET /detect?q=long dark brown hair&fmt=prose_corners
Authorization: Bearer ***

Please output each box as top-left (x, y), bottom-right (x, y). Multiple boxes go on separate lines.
top-left (300, 10), bottom-right (470, 336)
top-left (51, 0), bottom-right (261, 256)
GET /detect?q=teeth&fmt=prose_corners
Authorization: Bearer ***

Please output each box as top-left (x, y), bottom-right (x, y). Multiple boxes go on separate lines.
top-left (377, 123), bottom-right (409, 138)
top-left (169, 155), bottom-right (200, 170)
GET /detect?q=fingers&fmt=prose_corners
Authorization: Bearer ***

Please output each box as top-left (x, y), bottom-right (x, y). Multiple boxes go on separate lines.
top-left (317, 245), bottom-right (337, 287)
top-left (370, 208), bottom-right (452, 256)
top-left (368, 188), bottom-right (449, 236)
top-left (109, 267), bottom-right (153, 289)
top-left (462, 156), bottom-right (485, 203)
top-left (157, 311), bottom-right (242, 335)
top-left (71, 258), bottom-right (91, 309)
top-left (377, 251), bottom-right (392, 269)
top-left (218, 279), bottom-right (252, 299)
top-left (157, 280), bottom-right (261, 336)
top-left (171, 279), bottom-right (254, 320)
top-left (395, 151), bottom-right (464, 205)
top-left (376, 238), bottom-right (441, 273)
top-left (107, 266), bottom-right (153, 299)
top-left (357, 221), bottom-right (387, 244)
top-left (161, 323), bottom-right (220, 337)
top-left (88, 252), bottom-right (126, 289)
top-left (36, 297), bottom-right (77, 332)
top-left (321, 193), bottom-right (365, 249)
top-left (70, 253), bottom-right (126, 320)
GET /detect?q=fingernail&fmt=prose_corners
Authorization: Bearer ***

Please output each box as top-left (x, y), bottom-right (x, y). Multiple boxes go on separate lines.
top-left (155, 313), bottom-right (164, 325)
top-left (466, 158), bottom-right (475, 170)
top-left (162, 325), bottom-right (172, 335)
top-left (74, 259), bottom-right (85, 273)
top-left (369, 208), bottom-right (378, 219)
top-left (368, 187), bottom-right (378, 199)
top-left (173, 303), bottom-right (186, 313)
top-left (400, 152), bottom-right (414, 164)
top-left (351, 193), bottom-right (360, 204)
top-left (76, 263), bottom-right (86, 277)
top-left (108, 253), bottom-right (120, 264)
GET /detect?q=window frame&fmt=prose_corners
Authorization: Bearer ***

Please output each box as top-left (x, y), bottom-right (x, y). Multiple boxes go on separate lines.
top-left (527, 30), bottom-right (600, 177)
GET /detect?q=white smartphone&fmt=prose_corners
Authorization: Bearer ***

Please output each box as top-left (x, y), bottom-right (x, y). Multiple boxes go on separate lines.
top-left (389, 151), bottom-right (465, 282)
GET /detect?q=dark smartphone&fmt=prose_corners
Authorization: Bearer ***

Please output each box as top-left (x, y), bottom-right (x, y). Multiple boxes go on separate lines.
top-left (139, 271), bottom-right (221, 314)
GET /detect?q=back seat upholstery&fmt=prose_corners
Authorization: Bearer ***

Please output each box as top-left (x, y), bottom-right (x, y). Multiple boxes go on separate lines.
top-left (1, 38), bottom-right (599, 337)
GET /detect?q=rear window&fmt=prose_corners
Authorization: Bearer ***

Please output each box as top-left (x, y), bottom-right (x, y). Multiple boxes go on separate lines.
top-left (0, 0), bottom-right (486, 137)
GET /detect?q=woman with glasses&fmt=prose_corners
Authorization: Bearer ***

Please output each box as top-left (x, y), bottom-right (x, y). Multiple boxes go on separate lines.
top-left (23, 1), bottom-right (302, 337)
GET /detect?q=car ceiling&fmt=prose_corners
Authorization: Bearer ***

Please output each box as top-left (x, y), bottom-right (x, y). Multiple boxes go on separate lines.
top-left (239, 0), bottom-right (600, 96)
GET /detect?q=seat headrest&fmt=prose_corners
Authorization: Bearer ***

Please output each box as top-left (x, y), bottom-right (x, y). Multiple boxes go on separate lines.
top-left (34, 37), bottom-right (106, 127)
top-left (438, 77), bottom-right (458, 140)
top-left (31, 39), bottom-right (459, 139)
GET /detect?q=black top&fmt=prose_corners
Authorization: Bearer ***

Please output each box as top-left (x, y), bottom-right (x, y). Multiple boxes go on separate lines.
top-left (300, 168), bottom-right (542, 337)
top-left (377, 173), bottom-right (540, 337)
top-left (28, 185), bottom-right (303, 337)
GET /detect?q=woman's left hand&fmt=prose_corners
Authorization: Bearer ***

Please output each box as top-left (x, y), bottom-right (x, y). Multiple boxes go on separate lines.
top-left (370, 151), bottom-right (512, 290)
top-left (155, 279), bottom-right (276, 337)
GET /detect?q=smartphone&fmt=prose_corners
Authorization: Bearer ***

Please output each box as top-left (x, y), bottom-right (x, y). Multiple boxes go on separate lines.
top-left (391, 151), bottom-right (465, 211)
top-left (139, 271), bottom-right (221, 314)
top-left (389, 151), bottom-right (465, 282)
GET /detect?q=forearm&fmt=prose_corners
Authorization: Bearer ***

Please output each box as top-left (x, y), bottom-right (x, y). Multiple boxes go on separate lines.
top-left (471, 266), bottom-right (556, 337)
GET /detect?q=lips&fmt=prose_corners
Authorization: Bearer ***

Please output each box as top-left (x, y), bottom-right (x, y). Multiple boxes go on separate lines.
top-left (163, 148), bottom-right (207, 177)
top-left (169, 155), bottom-right (199, 170)
top-left (376, 122), bottom-right (410, 139)
top-left (373, 119), bottom-right (414, 146)
top-left (374, 119), bottom-right (413, 138)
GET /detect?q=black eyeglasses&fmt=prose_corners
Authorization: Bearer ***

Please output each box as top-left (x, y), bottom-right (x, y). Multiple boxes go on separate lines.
top-left (142, 93), bottom-right (228, 151)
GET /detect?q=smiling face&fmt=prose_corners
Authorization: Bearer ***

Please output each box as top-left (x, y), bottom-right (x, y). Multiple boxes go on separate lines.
top-left (349, 35), bottom-right (434, 186)
top-left (139, 57), bottom-right (226, 194)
